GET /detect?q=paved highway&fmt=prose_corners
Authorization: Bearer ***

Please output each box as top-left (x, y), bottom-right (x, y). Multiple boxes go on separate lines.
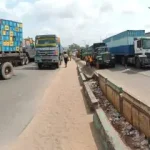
top-left (0, 63), bottom-right (58, 147)
top-left (77, 58), bottom-right (150, 107)
top-left (96, 65), bottom-right (150, 107)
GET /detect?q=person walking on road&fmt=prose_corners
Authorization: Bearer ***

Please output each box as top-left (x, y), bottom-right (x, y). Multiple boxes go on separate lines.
top-left (63, 51), bottom-right (69, 68)
top-left (68, 51), bottom-right (72, 61)
top-left (85, 56), bottom-right (88, 66)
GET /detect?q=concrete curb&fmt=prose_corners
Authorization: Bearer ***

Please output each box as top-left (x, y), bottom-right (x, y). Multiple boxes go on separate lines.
top-left (83, 82), bottom-right (99, 110)
top-left (93, 108), bottom-right (131, 150)
top-left (76, 64), bottom-right (130, 150)
top-left (77, 65), bottom-right (87, 86)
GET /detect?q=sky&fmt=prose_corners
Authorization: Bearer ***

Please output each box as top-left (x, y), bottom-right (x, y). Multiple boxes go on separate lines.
top-left (0, 0), bottom-right (150, 46)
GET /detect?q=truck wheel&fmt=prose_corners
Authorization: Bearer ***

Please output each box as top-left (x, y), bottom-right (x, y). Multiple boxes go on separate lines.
top-left (38, 63), bottom-right (42, 69)
top-left (121, 57), bottom-right (125, 65)
top-left (111, 63), bottom-right (115, 68)
top-left (56, 62), bottom-right (59, 68)
top-left (25, 57), bottom-right (29, 65)
top-left (21, 58), bottom-right (26, 66)
top-left (96, 62), bottom-right (100, 69)
top-left (135, 58), bottom-right (141, 69)
top-left (1, 62), bottom-right (13, 80)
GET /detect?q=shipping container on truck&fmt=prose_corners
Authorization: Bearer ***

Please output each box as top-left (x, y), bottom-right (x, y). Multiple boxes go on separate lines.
top-left (35, 34), bottom-right (62, 69)
top-left (23, 37), bottom-right (36, 62)
top-left (0, 19), bottom-right (28, 79)
top-left (103, 30), bottom-right (150, 68)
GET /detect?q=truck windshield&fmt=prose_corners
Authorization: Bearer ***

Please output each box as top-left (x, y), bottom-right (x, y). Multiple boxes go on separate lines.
top-left (143, 39), bottom-right (150, 49)
top-left (35, 38), bottom-right (56, 46)
top-left (98, 47), bottom-right (108, 53)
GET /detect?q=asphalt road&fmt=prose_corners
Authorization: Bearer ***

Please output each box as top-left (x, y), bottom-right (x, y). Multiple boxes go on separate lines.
top-left (76, 58), bottom-right (150, 107)
top-left (96, 65), bottom-right (150, 107)
top-left (0, 63), bottom-right (59, 147)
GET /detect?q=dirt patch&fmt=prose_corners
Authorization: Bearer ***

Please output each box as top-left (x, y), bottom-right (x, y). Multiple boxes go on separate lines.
top-left (88, 79), bottom-right (150, 150)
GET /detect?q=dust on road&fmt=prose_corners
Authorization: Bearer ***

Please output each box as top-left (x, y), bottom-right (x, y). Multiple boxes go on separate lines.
top-left (10, 60), bottom-right (101, 150)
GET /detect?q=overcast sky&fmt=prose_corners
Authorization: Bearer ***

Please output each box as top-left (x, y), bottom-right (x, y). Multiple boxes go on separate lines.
top-left (1, 0), bottom-right (150, 46)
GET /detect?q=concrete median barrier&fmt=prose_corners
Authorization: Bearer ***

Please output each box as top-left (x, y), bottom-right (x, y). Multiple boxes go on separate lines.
top-left (122, 91), bottom-right (150, 138)
top-left (83, 82), bottom-right (99, 110)
top-left (93, 108), bottom-right (131, 150)
top-left (98, 74), bottom-right (107, 96)
top-left (106, 80), bottom-right (123, 113)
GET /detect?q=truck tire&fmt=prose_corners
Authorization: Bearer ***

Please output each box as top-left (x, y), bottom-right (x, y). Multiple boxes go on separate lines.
top-left (38, 63), bottom-right (42, 69)
top-left (96, 62), bottom-right (100, 69)
top-left (135, 58), bottom-right (141, 69)
top-left (21, 58), bottom-right (26, 66)
top-left (25, 57), bottom-right (29, 65)
top-left (56, 62), bottom-right (59, 68)
top-left (1, 62), bottom-right (13, 80)
top-left (111, 63), bottom-right (115, 68)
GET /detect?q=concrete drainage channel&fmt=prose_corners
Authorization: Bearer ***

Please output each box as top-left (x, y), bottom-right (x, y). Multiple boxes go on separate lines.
top-left (77, 64), bottom-right (150, 150)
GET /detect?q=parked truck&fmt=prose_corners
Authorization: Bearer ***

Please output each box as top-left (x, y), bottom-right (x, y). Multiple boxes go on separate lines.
top-left (22, 37), bottom-right (36, 63)
top-left (0, 19), bottom-right (28, 79)
top-left (34, 34), bottom-right (63, 69)
top-left (103, 30), bottom-right (150, 68)
top-left (92, 42), bottom-right (115, 68)
top-left (83, 43), bottom-right (115, 68)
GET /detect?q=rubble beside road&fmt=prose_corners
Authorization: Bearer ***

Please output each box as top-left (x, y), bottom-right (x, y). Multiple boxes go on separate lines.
top-left (88, 79), bottom-right (150, 150)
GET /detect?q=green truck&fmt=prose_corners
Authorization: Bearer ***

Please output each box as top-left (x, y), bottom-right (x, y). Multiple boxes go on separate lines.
top-left (34, 35), bottom-right (62, 69)
top-left (85, 43), bottom-right (115, 68)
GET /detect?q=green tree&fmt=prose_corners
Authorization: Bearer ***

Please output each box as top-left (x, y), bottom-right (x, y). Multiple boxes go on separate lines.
top-left (68, 43), bottom-right (81, 52)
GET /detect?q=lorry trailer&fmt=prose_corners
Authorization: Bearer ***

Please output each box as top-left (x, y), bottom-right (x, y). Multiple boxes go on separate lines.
top-left (103, 30), bottom-right (150, 68)
top-left (0, 19), bottom-right (27, 79)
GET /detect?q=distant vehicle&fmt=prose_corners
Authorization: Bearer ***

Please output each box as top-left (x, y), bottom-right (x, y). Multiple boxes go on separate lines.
top-left (22, 38), bottom-right (36, 63)
top-left (34, 34), bottom-right (63, 69)
top-left (83, 43), bottom-right (115, 68)
top-left (0, 19), bottom-right (28, 79)
top-left (103, 30), bottom-right (150, 68)
top-left (92, 43), bottom-right (115, 68)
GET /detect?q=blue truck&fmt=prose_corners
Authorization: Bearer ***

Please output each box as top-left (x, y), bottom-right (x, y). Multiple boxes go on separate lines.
top-left (34, 35), bottom-right (63, 69)
top-left (103, 30), bottom-right (150, 68)
top-left (0, 19), bottom-right (28, 79)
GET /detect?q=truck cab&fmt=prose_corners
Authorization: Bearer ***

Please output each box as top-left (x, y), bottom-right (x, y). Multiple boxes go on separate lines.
top-left (128, 37), bottom-right (150, 68)
top-left (34, 35), bottom-right (61, 69)
top-left (23, 38), bottom-right (36, 62)
top-left (95, 45), bottom-right (115, 68)
top-left (92, 43), bottom-right (115, 68)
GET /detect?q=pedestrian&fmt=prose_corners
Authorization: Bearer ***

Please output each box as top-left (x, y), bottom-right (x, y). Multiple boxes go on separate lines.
top-left (68, 51), bottom-right (72, 61)
top-left (63, 51), bottom-right (69, 68)
top-left (89, 56), bottom-right (93, 68)
top-left (85, 56), bottom-right (88, 66)
top-left (90, 56), bottom-right (93, 68)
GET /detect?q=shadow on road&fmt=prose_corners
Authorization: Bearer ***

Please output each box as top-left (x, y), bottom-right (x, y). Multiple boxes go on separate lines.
top-left (16, 66), bottom-right (57, 71)
top-left (90, 122), bottom-right (102, 150)
top-left (80, 88), bottom-right (93, 115)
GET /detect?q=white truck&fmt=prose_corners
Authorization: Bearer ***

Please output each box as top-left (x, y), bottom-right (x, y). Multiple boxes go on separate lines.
top-left (103, 30), bottom-right (150, 68)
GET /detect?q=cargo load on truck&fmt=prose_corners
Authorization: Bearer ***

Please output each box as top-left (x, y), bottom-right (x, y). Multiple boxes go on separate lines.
top-left (103, 30), bottom-right (150, 68)
top-left (0, 19), bottom-right (27, 79)
top-left (34, 34), bottom-right (62, 69)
